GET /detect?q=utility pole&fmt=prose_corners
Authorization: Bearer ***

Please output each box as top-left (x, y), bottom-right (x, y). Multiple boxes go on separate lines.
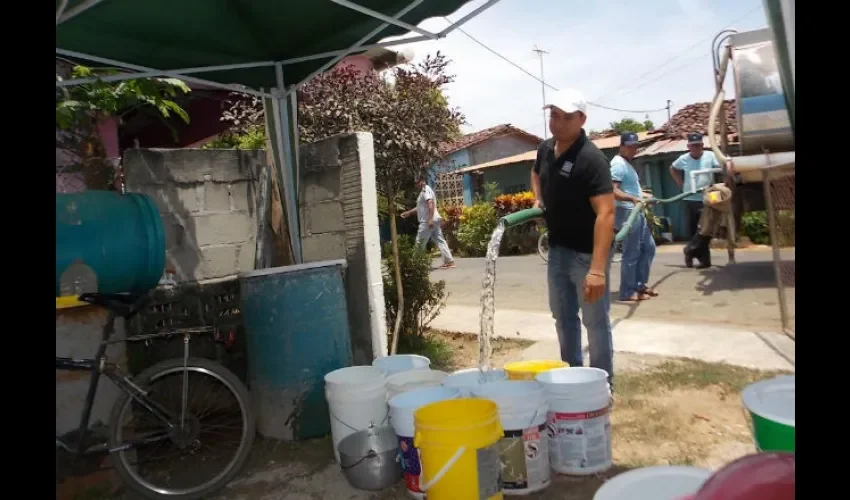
top-left (532, 45), bottom-right (549, 139)
top-left (666, 99), bottom-right (672, 122)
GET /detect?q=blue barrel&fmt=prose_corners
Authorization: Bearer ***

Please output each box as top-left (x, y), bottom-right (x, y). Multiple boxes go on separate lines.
top-left (56, 191), bottom-right (166, 296)
top-left (239, 260), bottom-right (353, 441)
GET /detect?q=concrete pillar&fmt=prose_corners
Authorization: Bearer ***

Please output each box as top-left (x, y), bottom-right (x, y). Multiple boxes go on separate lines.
top-left (299, 133), bottom-right (387, 364)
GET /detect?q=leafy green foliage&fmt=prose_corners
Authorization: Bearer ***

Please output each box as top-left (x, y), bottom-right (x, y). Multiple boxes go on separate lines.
top-left (456, 203), bottom-right (498, 256)
top-left (382, 235), bottom-right (447, 338)
top-left (609, 117), bottom-right (655, 134)
top-left (741, 210), bottom-right (794, 246)
top-left (56, 65), bottom-right (191, 131)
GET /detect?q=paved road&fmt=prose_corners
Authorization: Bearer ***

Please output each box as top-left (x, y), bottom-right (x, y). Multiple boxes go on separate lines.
top-left (432, 245), bottom-right (795, 331)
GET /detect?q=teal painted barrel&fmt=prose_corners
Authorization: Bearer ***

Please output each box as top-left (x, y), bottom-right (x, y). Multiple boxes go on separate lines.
top-left (239, 260), bottom-right (353, 441)
top-left (56, 191), bottom-right (166, 296)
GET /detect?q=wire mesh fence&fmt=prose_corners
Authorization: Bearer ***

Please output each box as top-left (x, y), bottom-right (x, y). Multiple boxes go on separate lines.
top-left (762, 163), bottom-right (795, 336)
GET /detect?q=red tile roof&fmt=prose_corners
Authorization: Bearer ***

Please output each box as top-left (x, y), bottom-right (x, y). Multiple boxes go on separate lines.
top-left (660, 100), bottom-right (738, 140)
top-left (439, 124), bottom-right (544, 156)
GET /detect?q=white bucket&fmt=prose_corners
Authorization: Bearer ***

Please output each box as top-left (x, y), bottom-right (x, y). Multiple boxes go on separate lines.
top-left (324, 366), bottom-right (388, 464)
top-left (388, 386), bottom-right (462, 499)
top-left (386, 369), bottom-right (449, 400)
top-left (536, 367), bottom-right (612, 475)
top-left (372, 354), bottom-right (431, 376)
top-left (593, 465), bottom-right (713, 500)
top-left (472, 380), bottom-right (551, 495)
top-left (442, 367), bottom-right (508, 396)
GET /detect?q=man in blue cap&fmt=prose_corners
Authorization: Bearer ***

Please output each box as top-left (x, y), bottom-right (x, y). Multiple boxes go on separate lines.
top-left (669, 132), bottom-right (721, 268)
top-left (610, 132), bottom-right (657, 302)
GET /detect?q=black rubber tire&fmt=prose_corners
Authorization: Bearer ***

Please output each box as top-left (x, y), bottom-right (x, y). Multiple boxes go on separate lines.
top-left (538, 232), bottom-right (549, 263)
top-left (107, 357), bottom-right (256, 500)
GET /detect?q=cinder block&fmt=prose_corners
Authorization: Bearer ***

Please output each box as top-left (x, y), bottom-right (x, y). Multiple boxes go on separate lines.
top-left (236, 241), bottom-right (257, 273)
top-left (230, 182), bottom-right (252, 212)
top-left (166, 246), bottom-right (205, 282)
top-left (123, 148), bottom-right (264, 185)
top-left (300, 137), bottom-right (341, 169)
top-left (301, 168), bottom-right (341, 203)
top-left (303, 201), bottom-right (344, 234)
top-left (301, 232), bottom-right (346, 262)
top-left (204, 182), bottom-right (232, 211)
top-left (194, 212), bottom-right (254, 246)
top-left (200, 244), bottom-right (240, 279)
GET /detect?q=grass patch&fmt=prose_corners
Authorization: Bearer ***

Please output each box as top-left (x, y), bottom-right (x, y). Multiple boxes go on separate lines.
top-left (616, 358), bottom-right (792, 398)
top-left (396, 333), bottom-right (455, 370)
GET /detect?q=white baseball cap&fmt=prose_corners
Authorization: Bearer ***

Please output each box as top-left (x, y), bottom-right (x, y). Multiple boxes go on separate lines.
top-left (544, 88), bottom-right (587, 114)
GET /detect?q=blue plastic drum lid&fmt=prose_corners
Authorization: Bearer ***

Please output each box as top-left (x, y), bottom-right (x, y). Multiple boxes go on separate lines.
top-left (56, 191), bottom-right (166, 296)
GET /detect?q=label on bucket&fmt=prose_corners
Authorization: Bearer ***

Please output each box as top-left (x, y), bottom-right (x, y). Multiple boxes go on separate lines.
top-left (500, 423), bottom-right (550, 491)
top-left (476, 444), bottom-right (503, 500)
top-left (398, 436), bottom-right (424, 494)
top-left (546, 406), bottom-right (612, 472)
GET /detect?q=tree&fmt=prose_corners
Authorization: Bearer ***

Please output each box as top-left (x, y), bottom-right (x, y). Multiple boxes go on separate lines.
top-left (217, 53), bottom-right (464, 354)
top-left (609, 117), bottom-right (655, 134)
top-left (56, 65), bottom-right (191, 189)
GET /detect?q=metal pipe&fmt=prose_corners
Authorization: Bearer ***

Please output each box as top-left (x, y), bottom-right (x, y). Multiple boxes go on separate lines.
top-left (56, 60), bottom-right (277, 86)
top-left (328, 0), bottom-right (439, 39)
top-left (55, 48), bottom-right (273, 98)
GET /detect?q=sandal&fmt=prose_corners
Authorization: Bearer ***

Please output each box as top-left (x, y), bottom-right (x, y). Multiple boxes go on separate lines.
top-left (439, 262), bottom-right (456, 269)
top-left (639, 288), bottom-right (659, 297)
top-left (619, 293), bottom-right (651, 303)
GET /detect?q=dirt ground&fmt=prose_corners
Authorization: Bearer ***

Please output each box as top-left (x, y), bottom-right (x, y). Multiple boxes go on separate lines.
top-left (61, 331), bottom-right (790, 500)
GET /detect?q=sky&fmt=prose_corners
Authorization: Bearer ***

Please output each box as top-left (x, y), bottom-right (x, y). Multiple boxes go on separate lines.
top-left (382, 0), bottom-right (769, 138)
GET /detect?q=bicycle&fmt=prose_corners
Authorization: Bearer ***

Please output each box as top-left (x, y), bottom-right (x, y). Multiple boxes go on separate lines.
top-left (538, 229), bottom-right (623, 263)
top-left (56, 292), bottom-right (256, 500)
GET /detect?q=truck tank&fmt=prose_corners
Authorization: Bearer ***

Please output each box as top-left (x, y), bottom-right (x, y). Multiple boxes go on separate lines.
top-left (729, 28), bottom-right (794, 155)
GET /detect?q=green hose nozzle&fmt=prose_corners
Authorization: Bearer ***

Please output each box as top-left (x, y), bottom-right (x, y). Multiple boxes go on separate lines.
top-left (500, 207), bottom-right (544, 227)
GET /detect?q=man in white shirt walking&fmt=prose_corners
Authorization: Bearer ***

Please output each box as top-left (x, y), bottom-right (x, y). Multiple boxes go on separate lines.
top-left (401, 177), bottom-right (456, 269)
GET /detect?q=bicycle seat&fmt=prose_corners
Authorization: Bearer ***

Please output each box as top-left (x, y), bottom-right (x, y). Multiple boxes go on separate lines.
top-left (78, 293), bottom-right (144, 318)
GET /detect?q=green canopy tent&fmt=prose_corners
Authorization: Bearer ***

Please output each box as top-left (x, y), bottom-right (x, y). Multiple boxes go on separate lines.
top-left (56, 0), bottom-right (501, 263)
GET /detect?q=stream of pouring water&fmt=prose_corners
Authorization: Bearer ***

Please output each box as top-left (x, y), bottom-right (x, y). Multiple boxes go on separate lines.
top-left (478, 219), bottom-right (507, 372)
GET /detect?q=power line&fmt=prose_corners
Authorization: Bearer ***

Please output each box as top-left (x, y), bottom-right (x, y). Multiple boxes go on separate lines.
top-left (592, 3), bottom-right (763, 102)
top-left (442, 17), bottom-right (669, 116)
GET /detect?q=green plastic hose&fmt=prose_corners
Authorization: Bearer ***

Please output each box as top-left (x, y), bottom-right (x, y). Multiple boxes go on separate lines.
top-left (500, 207), bottom-right (544, 227)
top-left (497, 189), bottom-right (703, 241)
top-left (614, 190), bottom-right (702, 242)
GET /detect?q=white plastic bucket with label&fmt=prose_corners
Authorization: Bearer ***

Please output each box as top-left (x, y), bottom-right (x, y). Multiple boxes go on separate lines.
top-left (472, 380), bottom-right (551, 495)
top-left (324, 366), bottom-right (388, 464)
top-left (389, 386), bottom-right (462, 499)
top-left (536, 367), bottom-right (612, 475)
top-left (442, 367), bottom-right (508, 396)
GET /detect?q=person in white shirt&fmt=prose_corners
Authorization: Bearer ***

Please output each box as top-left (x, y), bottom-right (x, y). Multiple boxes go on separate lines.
top-left (401, 177), bottom-right (456, 269)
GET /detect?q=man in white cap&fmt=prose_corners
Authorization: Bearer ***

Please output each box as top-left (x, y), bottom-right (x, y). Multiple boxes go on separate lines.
top-left (529, 88), bottom-right (617, 387)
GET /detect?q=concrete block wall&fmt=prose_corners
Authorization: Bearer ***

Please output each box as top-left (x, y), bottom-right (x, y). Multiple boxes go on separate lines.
top-left (123, 149), bottom-right (265, 283)
top-left (299, 132), bottom-right (387, 364)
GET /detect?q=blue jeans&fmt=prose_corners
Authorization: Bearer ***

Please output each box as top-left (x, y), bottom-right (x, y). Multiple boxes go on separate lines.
top-left (415, 222), bottom-right (454, 264)
top-left (547, 245), bottom-right (614, 386)
top-left (615, 207), bottom-right (657, 300)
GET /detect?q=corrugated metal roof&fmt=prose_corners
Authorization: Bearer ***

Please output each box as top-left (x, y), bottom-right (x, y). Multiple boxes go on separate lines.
top-left (592, 131), bottom-right (658, 150)
top-left (456, 150), bottom-right (537, 173)
top-left (635, 135), bottom-right (738, 158)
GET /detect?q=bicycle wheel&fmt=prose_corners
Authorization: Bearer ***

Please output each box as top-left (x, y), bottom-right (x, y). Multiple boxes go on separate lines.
top-left (108, 357), bottom-right (255, 500)
top-left (538, 231), bottom-right (549, 262)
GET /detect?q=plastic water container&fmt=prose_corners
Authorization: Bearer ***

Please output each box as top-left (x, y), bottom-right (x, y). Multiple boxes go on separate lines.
top-left (389, 386), bottom-right (462, 498)
top-left (442, 367), bottom-right (508, 396)
top-left (536, 367), bottom-right (612, 475)
top-left (325, 366), bottom-right (388, 464)
top-left (373, 354), bottom-right (431, 376)
top-left (386, 369), bottom-right (449, 400)
top-left (472, 380), bottom-right (551, 495)
top-left (593, 466), bottom-right (713, 500)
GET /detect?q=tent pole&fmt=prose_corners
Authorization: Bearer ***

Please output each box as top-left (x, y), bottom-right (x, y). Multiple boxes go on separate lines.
top-left (272, 62), bottom-right (303, 263)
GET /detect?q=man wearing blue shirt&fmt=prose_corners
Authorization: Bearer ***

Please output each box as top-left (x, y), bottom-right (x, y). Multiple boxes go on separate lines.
top-left (611, 132), bottom-right (657, 302)
top-left (669, 132), bottom-right (720, 268)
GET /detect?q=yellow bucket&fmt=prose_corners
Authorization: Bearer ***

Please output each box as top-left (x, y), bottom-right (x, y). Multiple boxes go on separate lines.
top-left (504, 360), bottom-right (569, 380)
top-left (414, 398), bottom-right (504, 500)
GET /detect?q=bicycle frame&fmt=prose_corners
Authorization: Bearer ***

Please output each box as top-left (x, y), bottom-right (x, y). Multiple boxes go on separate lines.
top-left (56, 310), bottom-right (175, 457)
